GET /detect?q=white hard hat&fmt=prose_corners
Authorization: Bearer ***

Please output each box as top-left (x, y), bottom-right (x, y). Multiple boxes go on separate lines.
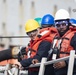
top-left (55, 9), bottom-right (70, 20)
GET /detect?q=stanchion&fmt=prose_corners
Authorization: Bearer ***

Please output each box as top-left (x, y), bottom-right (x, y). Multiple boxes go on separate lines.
top-left (67, 50), bottom-right (75, 75)
top-left (38, 58), bottom-right (47, 75)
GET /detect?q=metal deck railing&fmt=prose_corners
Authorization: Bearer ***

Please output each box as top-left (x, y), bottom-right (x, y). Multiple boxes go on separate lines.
top-left (0, 50), bottom-right (75, 75)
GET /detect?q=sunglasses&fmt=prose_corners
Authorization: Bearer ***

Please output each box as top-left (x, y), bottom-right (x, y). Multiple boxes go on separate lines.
top-left (55, 21), bottom-right (68, 27)
top-left (26, 29), bottom-right (37, 36)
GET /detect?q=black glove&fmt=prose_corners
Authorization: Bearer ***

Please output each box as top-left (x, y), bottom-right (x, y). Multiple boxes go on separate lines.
top-left (18, 47), bottom-right (26, 62)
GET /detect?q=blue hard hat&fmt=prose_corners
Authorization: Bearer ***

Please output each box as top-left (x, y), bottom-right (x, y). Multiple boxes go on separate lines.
top-left (41, 14), bottom-right (54, 26)
top-left (70, 18), bottom-right (76, 26)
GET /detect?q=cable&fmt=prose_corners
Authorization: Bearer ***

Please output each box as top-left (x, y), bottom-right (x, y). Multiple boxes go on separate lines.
top-left (0, 36), bottom-right (29, 38)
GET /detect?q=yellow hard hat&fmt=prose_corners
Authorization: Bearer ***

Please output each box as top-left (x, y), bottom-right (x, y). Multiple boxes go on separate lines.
top-left (25, 19), bottom-right (40, 33)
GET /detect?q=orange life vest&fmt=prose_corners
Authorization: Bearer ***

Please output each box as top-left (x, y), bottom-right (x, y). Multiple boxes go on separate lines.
top-left (0, 60), bottom-right (8, 65)
top-left (55, 28), bottom-right (76, 58)
top-left (26, 27), bottom-right (59, 58)
top-left (9, 59), bottom-right (21, 66)
top-left (0, 49), bottom-right (11, 66)
top-left (0, 58), bottom-right (20, 66)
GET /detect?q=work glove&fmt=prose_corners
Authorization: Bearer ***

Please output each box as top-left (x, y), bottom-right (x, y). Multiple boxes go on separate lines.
top-left (12, 47), bottom-right (20, 58)
top-left (17, 46), bottom-right (26, 62)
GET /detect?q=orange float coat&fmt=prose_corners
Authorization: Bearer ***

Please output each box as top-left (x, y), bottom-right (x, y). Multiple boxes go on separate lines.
top-left (55, 28), bottom-right (76, 58)
top-left (26, 27), bottom-right (59, 58)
